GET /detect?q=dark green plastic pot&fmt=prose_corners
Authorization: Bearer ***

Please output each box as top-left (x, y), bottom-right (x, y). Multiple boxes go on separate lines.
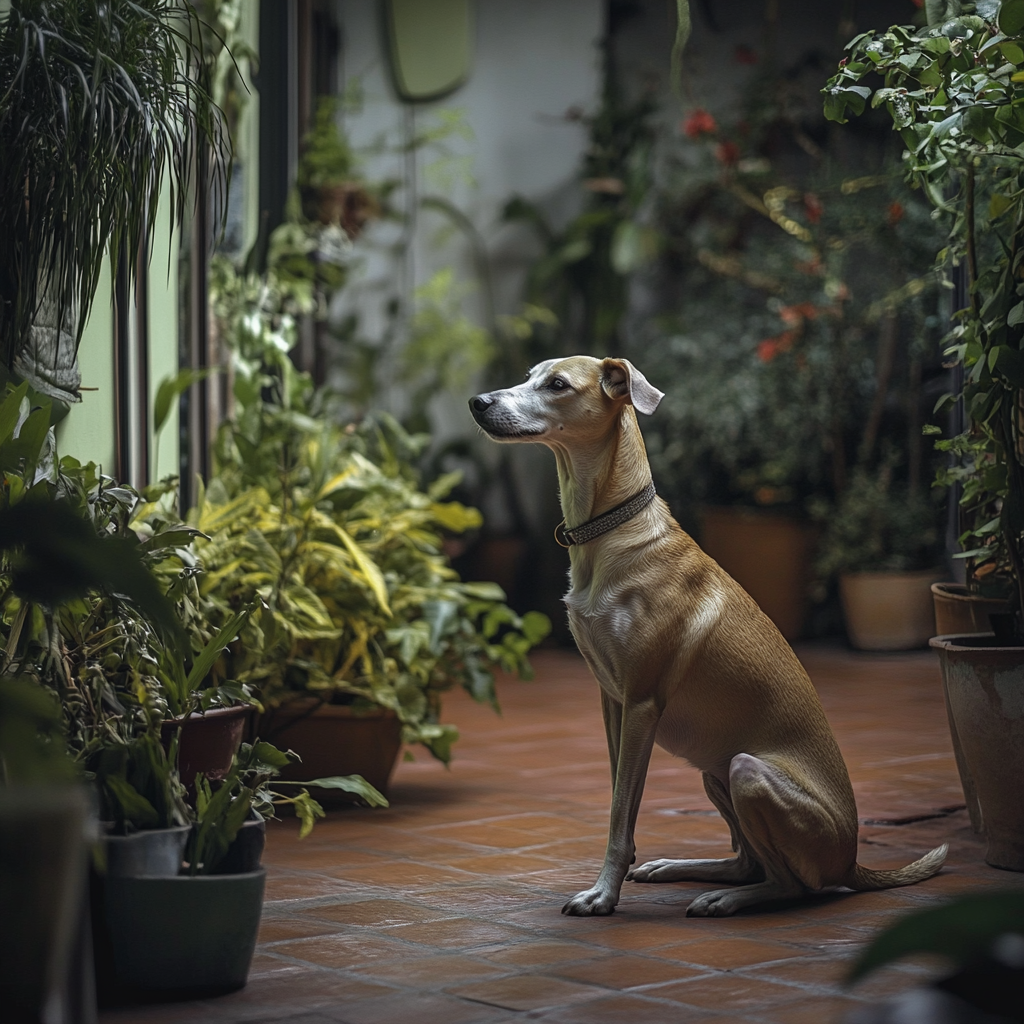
top-left (104, 869), bottom-right (265, 992)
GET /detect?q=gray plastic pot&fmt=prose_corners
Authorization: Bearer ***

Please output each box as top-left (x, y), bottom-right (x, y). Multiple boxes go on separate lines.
top-left (104, 869), bottom-right (265, 991)
top-left (102, 824), bottom-right (190, 878)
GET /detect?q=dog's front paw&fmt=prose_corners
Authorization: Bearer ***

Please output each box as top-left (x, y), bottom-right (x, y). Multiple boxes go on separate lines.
top-left (562, 886), bottom-right (617, 916)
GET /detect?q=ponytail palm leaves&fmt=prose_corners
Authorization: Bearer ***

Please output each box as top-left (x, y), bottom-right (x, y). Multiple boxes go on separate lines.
top-left (0, 0), bottom-right (227, 393)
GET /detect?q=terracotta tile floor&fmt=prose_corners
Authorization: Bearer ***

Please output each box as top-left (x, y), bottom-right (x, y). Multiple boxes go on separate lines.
top-left (101, 644), bottom-right (1024, 1024)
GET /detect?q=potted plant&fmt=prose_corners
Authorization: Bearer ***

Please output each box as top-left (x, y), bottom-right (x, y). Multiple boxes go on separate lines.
top-left (0, 0), bottom-right (226, 403)
top-left (815, 463), bottom-right (944, 650)
top-left (825, 0), bottom-right (1024, 869)
top-left (0, 459), bottom-right (191, 1022)
top-left (297, 96), bottom-right (377, 236)
top-left (101, 738), bottom-right (385, 994)
top-left (188, 253), bottom-right (550, 798)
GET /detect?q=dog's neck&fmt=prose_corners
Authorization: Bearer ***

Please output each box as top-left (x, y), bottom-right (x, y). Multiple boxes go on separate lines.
top-left (549, 404), bottom-right (653, 534)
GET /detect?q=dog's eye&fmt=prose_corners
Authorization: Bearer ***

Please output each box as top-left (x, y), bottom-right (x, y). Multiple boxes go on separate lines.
top-left (548, 377), bottom-right (569, 391)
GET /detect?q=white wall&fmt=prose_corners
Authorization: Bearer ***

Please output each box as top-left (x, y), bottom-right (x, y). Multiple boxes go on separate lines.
top-left (329, 0), bottom-right (603, 531)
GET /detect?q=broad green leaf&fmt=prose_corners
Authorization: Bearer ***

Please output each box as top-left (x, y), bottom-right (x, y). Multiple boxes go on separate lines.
top-left (154, 367), bottom-right (217, 436)
top-left (328, 522), bottom-right (391, 615)
top-left (185, 604), bottom-right (252, 691)
top-left (297, 775), bottom-right (389, 806)
top-left (999, 0), bottom-right (1024, 35)
top-left (105, 777), bottom-right (160, 829)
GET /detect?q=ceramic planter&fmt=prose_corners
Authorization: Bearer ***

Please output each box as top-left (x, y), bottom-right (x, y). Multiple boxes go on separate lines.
top-left (930, 635), bottom-right (1024, 871)
top-left (261, 700), bottom-right (403, 804)
top-left (839, 570), bottom-right (943, 651)
top-left (103, 823), bottom-right (190, 878)
top-left (160, 705), bottom-right (252, 788)
top-left (931, 583), bottom-right (1012, 637)
top-left (104, 869), bottom-right (265, 992)
top-left (700, 507), bottom-right (818, 640)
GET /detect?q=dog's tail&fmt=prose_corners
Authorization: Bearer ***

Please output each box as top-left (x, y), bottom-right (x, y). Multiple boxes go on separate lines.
top-left (843, 843), bottom-right (948, 891)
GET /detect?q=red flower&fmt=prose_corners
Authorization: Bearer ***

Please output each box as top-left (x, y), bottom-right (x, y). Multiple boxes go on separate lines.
top-left (715, 140), bottom-right (741, 166)
top-left (911, 0), bottom-right (923, 8)
top-left (785, 302), bottom-right (819, 322)
top-left (757, 331), bottom-right (797, 362)
top-left (803, 193), bottom-right (823, 224)
top-left (887, 201), bottom-right (905, 225)
top-left (735, 44), bottom-right (758, 65)
top-left (682, 109), bottom-right (717, 138)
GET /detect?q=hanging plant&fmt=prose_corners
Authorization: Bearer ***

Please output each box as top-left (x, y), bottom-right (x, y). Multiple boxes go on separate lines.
top-left (0, 0), bottom-right (228, 400)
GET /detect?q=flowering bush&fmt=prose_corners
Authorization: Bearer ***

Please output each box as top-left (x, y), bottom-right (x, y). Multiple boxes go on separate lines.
top-left (636, 58), bottom-right (948, 578)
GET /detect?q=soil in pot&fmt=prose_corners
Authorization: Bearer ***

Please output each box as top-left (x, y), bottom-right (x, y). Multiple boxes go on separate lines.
top-left (160, 705), bottom-right (252, 789)
top-left (932, 583), bottom-right (1012, 637)
top-left (930, 634), bottom-right (1024, 870)
top-left (840, 570), bottom-right (943, 651)
top-left (260, 700), bottom-right (403, 806)
top-left (700, 507), bottom-right (818, 641)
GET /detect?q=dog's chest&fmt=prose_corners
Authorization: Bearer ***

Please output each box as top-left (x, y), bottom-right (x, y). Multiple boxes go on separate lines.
top-left (564, 584), bottom-right (645, 698)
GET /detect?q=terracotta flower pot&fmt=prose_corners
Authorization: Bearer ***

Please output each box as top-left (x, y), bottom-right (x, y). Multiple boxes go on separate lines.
top-left (930, 634), bottom-right (1024, 871)
top-left (160, 705), bottom-right (252, 789)
top-left (839, 570), bottom-right (943, 651)
top-left (259, 700), bottom-right (403, 806)
top-left (299, 182), bottom-right (377, 236)
top-left (931, 582), bottom-right (1012, 637)
top-left (700, 507), bottom-right (817, 641)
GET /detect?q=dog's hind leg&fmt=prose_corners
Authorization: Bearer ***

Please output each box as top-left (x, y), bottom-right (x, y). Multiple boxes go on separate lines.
top-left (627, 771), bottom-right (765, 885)
top-left (685, 753), bottom-right (853, 917)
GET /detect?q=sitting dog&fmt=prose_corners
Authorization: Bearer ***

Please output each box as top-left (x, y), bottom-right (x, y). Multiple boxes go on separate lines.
top-left (469, 356), bottom-right (947, 917)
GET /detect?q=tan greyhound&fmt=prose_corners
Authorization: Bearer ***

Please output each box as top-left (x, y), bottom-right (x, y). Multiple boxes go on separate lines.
top-left (469, 355), bottom-right (947, 917)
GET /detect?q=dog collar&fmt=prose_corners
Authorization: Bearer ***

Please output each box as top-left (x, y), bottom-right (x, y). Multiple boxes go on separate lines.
top-left (554, 481), bottom-right (657, 548)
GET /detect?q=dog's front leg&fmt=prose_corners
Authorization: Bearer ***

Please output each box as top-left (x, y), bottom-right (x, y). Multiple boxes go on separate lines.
top-left (563, 697), bottom-right (659, 916)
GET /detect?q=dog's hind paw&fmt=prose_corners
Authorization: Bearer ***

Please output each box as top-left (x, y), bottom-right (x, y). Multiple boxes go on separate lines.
top-left (685, 888), bottom-right (740, 917)
top-left (562, 886), bottom-right (617, 916)
top-left (627, 859), bottom-right (679, 883)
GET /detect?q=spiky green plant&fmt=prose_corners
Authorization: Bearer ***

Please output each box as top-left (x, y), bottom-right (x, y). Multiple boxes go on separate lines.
top-left (0, 0), bottom-right (228, 387)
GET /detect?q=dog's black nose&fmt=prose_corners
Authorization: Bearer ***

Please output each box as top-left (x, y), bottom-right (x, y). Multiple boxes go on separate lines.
top-left (470, 394), bottom-right (493, 413)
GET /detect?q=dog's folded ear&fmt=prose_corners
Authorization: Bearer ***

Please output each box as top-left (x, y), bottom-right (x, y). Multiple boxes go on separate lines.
top-left (600, 359), bottom-right (665, 415)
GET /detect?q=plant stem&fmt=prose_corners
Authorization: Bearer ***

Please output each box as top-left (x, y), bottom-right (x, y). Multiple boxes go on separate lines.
top-left (908, 355), bottom-right (923, 495)
top-left (966, 164), bottom-right (978, 315)
top-left (858, 312), bottom-right (898, 469)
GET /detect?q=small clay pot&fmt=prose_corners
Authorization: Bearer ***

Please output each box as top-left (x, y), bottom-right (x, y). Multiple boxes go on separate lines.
top-left (160, 705), bottom-right (252, 788)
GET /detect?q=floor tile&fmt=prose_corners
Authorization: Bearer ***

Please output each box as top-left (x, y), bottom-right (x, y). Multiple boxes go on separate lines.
top-left (530, 992), bottom-right (722, 1024)
top-left (652, 936), bottom-right (810, 969)
top-left (299, 897), bottom-right (454, 928)
top-left (99, 646), bottom-right (1024, 1024)
top-left (266, 932), bottom-right (431, 969)
top-left (447, 973), bottom-right (601, 1011)
top-left (348, 952), bottom-right (510, 986)
top-left (383, 916), bottom-right (534, 950)
top-left (653, 973), bottom-right (806, 1011)
top-left (553, 952), bottom-right (706, 989)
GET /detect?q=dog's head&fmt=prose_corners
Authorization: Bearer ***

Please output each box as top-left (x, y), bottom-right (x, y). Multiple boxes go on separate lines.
top-left (469, 356), bottom-right (663, 444)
